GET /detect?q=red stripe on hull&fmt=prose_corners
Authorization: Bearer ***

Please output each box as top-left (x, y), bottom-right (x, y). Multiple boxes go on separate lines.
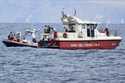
top-left (55, 40), bottom-right (121, 49)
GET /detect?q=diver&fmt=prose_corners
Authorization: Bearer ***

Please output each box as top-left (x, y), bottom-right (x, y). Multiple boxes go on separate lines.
top-left (105, 28), bottom-right (109, 36)
top-left (44, 25), bottom-right (52, 33)
top-left (38, 40), bottom-right (43, 48)
top-left (32, 31), bottom-right (37, 43)
top-left (16, 32), bottom-right (21, 42)
top-left (8, 32), bottom-right (14, 40)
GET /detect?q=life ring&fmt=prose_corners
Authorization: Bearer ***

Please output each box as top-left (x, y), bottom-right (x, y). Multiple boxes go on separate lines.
top-left (63, 33), bottom-right (67, 38)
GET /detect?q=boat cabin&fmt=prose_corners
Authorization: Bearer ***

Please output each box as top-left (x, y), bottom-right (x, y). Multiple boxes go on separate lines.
top-left (62, 14), bottom-right (98, 38)
top-left (40, 11), bottom-right (119, 41)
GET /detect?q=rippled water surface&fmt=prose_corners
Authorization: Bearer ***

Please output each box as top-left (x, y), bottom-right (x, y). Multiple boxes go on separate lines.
top-left (0, 23), bottom-right (125, 83)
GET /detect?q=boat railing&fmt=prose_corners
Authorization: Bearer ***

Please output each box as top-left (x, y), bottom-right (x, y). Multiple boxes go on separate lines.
top-left (109, 29), bottom-right (118, 36)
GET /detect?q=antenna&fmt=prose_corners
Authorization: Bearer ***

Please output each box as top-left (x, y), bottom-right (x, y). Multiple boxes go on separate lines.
top-left (74, 9), bottom-right (76, 16)
top-left (61, 8), bottom-right (65, 17)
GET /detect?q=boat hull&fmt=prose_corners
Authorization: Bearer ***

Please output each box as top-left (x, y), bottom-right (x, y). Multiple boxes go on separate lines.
top-left (2, 40), bottom-right (37, 48)
top-left (54, 40), bottom-right (121, 49)
top-left (2, 39), bottom-right (121, 49)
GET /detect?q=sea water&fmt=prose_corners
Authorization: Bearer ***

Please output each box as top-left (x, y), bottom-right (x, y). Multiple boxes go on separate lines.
top-left (0, 23), bottom-right (125, 83)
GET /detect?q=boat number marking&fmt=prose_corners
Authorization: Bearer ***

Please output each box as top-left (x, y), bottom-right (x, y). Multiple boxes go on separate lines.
top-left (70, 43), bottom-right (100, 47)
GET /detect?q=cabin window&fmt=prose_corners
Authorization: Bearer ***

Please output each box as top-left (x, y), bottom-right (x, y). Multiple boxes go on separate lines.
top-left (91, 28), bottom-right (95, 37)
top-left (87, 28), bottom-right (90, 37)
top-left (82, 24), bottom-right (85, 29)
top-left (68, 24), bottom-right (76, 32)
top-left (86, 24), bottom-right (97, 37)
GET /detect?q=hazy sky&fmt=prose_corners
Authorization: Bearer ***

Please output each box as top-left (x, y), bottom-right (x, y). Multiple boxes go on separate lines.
top-left (0, 0), bottom-right (125, 23)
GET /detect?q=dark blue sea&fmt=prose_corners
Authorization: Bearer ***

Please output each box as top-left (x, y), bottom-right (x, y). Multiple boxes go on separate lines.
top-left (0, 23), bottom-right (125, 83)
